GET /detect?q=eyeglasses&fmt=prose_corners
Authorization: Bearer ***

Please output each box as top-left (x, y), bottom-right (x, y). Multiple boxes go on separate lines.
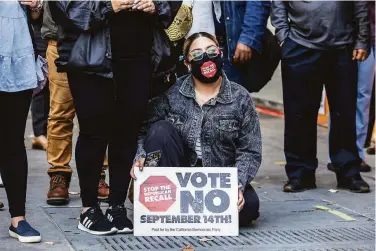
top-left (188, 45), bottom-right (220, 62)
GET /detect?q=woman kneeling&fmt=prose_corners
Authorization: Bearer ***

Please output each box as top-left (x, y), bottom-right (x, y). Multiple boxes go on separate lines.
top-left (131, 32), bottom-right (262, 226)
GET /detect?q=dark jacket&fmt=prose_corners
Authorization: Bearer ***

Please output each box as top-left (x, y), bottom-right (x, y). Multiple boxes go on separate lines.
top-left (49, 1), bottom-right (174, 75)
top-left (136, 73), bottom-right (262, 191)
top-left (271, 1), bottom-right (370, 51)
top-left (41, 1), bottom-right (58, 40)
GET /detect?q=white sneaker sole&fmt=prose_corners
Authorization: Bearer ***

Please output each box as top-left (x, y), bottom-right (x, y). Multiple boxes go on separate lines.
top-left (78, 222), bottom-right (117, 236)
top-left (9, 230), bottom-right (41, 243)
top-left (117, 227), bottom-right (133, 234)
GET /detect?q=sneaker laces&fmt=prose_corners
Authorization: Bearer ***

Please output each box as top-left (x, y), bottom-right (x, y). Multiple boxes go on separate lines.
top-left (50, 175), bottom-right (67, 190)
top-left (110, 205), bottom-right (127, 219)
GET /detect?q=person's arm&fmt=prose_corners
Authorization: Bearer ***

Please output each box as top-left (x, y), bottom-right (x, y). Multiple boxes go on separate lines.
top-left (353, 1), bottom-right (370, 61)
top-left (235, 96), bottom-right (262, 192)
top-left (238, 1), bottom-right (271, 54)
top-left (49, 1), bottom-right (115, 33)
top-left (134, 95), bottom-right (170, 161)
top-left (271, 1), bottom-right (289, 44)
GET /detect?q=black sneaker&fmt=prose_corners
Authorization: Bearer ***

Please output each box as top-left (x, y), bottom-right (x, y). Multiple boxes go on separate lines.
top-left (283, 177), bottom-right (317, 193)
top-left (78, 206), bottom-right (117, 235)
top-left (336, 174), bottom-right (370, 193)
top-left (105, 205), bottom-right (133, 234)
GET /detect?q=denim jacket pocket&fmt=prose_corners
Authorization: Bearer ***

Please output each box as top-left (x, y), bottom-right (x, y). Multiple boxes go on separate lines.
top-left (214, 116), bottom-right (240, 147)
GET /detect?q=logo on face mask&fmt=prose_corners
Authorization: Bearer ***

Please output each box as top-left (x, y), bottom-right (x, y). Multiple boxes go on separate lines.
top-left (200, 61), bottom-right (217, 78)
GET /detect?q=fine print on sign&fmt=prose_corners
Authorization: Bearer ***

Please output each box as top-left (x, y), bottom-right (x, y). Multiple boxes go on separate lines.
top-left (134, 167), bottom-right (239, 236)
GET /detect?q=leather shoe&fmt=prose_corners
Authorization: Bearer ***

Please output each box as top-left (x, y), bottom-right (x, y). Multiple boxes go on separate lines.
top-left (0, 201), bottom-right (3, 209)
top-left (47, 175), bottom-right (69, 205)
top-left (98, 178), bottom-right (109, 202)
top-left (360, 161), bottom-right (371, 172)
top-left (32, 135), bottom-right (47, 150)
top-left (283, 178), bottom-right (317, 193)
top-left (336, 174), bottom-right (370, 193)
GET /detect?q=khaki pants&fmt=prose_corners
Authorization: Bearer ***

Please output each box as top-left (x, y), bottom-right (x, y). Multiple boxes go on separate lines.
top-left (46, 41), bottom-right (107, 180)
top-left (46, 41), bottom-right (75, 178)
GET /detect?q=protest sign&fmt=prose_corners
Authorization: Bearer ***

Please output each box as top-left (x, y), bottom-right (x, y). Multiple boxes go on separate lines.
top-left (134, 167), bottom-right (239, 236)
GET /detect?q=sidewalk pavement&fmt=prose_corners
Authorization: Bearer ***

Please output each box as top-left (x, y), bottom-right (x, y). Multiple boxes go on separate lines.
top-left (0, 113), bottom-right (374, 251)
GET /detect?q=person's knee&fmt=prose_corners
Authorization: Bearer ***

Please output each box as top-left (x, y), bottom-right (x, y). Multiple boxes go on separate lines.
top-left (147, 121), bottom-right (176, 144)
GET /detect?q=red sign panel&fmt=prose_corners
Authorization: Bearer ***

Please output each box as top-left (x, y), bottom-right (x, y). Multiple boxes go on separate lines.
top-left (139, 176), bottom-right (177, 212)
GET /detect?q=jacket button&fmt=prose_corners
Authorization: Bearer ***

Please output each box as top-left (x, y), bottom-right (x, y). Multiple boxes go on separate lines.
top-left (226, 17), bottom-right (230, 20)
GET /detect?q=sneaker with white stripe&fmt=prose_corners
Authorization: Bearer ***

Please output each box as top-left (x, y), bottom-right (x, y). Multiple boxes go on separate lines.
top-left (78, 206), bottom-right (117, 235)
top-left (105, 205), bottom-right (133, 234)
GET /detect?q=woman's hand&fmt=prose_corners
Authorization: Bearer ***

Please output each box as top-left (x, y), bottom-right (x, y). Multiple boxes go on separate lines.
top-left (111, 0), bottom-right (134, 13)
top-left (130, 158), bottom-right (145, 180)
top-left (132, 0), bottom-right (156, 14)
top-left (238, 185), bottom-right (245, 212)
top-left (19, 0), bottom-right (40, 9)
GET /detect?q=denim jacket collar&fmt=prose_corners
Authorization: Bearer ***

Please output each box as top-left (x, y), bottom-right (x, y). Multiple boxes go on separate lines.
top-left (179, 72), bottom-right (233, 105)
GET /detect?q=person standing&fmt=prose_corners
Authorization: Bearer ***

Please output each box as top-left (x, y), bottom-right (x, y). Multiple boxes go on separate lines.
top-left (50, 0), bottom-right (174, 235)
top-left (271, 1), bottom-right (371, 193)
top-left (174, 1), bottom-right (270, 93)
top-left (0, 0), bottom-right (42, 243)
top-left (41, 1), bottom-right (109, 206)
top-left (354, 1), bottom-right (375, 171)
top-left (31, 18), bottom-right (49, 151)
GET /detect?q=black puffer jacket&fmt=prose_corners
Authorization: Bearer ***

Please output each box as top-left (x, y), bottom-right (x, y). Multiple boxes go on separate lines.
top-left (49, 1), bottom-right (176, 75)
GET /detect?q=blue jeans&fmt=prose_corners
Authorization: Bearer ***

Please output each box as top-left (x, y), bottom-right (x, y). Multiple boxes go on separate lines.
top-left (328, 47), bottom-right (375, 162)
top-left (356, 47), bottom-right (375, 160)
top-left (281, 38), bottom-right (360, 179)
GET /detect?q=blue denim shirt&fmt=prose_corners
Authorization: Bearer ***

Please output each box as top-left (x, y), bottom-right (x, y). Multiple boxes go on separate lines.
top-left (0, 2), bottom-right (37, 92)
top-left (222, 1), bottom-right (270, 62)
top-left (136, 73), bottom-right (262, 191)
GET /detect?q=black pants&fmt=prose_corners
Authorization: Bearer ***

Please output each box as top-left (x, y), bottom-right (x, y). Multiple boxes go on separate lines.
top-left (0, 90), bottom-right (32, 217)
top-left (67, 59), bottom-right (151, 208)
top-left (281, 38), bottom-right (359, 179)
top-left (143, 121), bottom-right (260, 225)
top-left (31, 82), bottom-right (49, 137)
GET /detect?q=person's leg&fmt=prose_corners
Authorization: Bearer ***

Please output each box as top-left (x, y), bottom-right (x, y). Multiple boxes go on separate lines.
top-left (0, 90), bottom-right (32, 219)
top-left (46, 41), bottom-right (75, 205)
top-left (0, 90), bottom-right (42, 242)
top-left (325, 45), bottom-right (369, 193)
top-left (239, 185), bottom-right (260, 226)
top-left (356, 47), bottom-right (375, 165)
top-left (143, 120), bottom-right (187, 167)
top-left (108, 58), bottom-right (151, 207)
top-left (67, 72), bottom-right (117, 235)
top-left (105, 58), bottom-right (151, 233)
top-left (31, 82), bottom-right (50, 149)
top-left (31, 83), bottom-right (50, 137)
top-left (67, 72), bottom-right (114, 209)
top-left (281, 38), bottom-right (324, 192)
top-left (365, 82), bottom-right (375, 148)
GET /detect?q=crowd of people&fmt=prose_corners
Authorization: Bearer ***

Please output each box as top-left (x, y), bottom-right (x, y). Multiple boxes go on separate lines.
top-left (0, 0), bottom-right (374, 244)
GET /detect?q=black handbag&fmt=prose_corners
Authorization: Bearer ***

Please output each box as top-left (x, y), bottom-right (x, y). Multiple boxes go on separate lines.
top-left (242, 28), bottom-right (281, 93)
top-left (67, 27), bottom-right (111, 73)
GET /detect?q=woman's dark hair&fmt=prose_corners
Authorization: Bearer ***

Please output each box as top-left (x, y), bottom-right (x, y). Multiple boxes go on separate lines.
top-left (183, 32), bottom-right (219, 59)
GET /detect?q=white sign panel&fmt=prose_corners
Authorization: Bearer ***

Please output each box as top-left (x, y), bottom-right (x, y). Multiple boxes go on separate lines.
top-left (133, 167), bottom-right (239, 236)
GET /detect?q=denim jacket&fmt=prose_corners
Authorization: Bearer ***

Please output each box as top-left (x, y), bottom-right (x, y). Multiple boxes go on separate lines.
top-left (136, 73), bottom-right (262, 190)
top-left (222, 1), bottom-right (270, 61)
